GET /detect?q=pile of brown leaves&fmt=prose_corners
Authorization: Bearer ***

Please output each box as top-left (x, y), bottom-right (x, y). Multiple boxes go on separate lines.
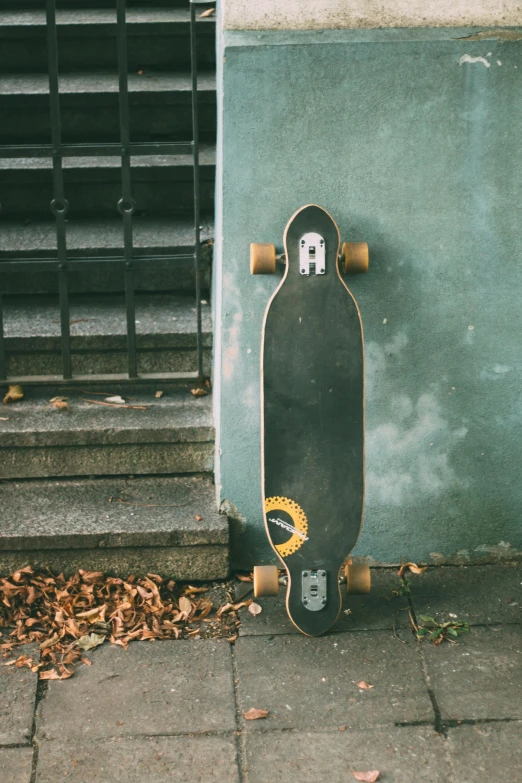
top-left (0, 567), bottom-right (247, 680)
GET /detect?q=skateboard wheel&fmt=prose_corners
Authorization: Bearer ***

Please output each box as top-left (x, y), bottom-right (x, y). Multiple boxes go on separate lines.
top-left (345, 562), bottom-right (371, 595)
top-left (250, 243), bottom-right (277, 275)
top-left (341, 242), bottom-right (369, 274)
top-left (253, 565), bottom-right (280, 598)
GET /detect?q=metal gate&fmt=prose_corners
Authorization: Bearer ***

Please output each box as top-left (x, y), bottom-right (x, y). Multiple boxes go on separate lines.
top-left (0, 0), bottom-right (212, 385)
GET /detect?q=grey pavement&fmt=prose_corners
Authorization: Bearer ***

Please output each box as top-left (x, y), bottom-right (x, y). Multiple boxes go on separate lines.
top-left (0, 564), bottom-right (520, 782)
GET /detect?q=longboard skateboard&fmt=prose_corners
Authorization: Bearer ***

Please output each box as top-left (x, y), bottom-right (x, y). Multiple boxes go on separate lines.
top-left (250, 204), bottom-right (370, 636)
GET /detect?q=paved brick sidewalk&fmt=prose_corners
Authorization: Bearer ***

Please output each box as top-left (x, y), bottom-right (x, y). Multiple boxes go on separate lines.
top-left (1, 565), bottom-right (520, 782)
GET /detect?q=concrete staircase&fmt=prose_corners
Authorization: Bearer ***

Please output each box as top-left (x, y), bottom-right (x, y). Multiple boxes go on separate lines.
top-left (0, 1), bottom-right (227, 579)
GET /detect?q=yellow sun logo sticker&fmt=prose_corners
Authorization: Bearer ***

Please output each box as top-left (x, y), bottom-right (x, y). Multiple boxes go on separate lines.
top-left (265, 496), bottom-right (309, 557)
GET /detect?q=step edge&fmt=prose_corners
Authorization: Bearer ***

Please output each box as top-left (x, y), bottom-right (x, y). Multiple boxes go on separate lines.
top-left (0, 527), bottom-right (229, 551)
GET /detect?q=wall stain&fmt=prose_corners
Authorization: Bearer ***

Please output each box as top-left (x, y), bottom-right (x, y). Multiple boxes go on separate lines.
top-left (455, 30), bottom-right (522, 42)
top-left (367, 392), bottom-right (468, 507)
top-left (222, 272), bottom-right (243, 381)
top-left (459, 53), bottom-right (491, 67)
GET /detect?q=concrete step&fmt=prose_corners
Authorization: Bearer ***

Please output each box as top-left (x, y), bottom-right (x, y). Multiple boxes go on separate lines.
top-left (0, 7), bottom-right (216, 73)
top-left (0, 147), bottom-right (215, 218)
top-left (0, 474), bottom-right (228, 579)
top-left (3, 293), bottom-right (212, 377)
top-left (0, 71), bottom-right (216, 144)
top-left (0, 384), bottom-right (214, 479)
top-left (0, 214), bottom-right (213, 293)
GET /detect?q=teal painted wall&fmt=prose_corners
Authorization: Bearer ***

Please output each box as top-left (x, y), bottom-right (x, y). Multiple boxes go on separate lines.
top-left (214, 28), bottom-right (522, 568)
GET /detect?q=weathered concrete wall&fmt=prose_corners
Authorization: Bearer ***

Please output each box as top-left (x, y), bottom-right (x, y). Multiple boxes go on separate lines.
top-left (213, 25), bottom-right (522, 568)
top-left (223, 1), bottom-right (522, 31)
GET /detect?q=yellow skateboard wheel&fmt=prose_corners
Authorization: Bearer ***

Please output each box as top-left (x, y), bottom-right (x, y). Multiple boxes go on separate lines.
top-left (342, 242), bottom-right (369, 274)
top-left (250, 243), bottom-right (277, 275)
top-left (253, 565), bottom-right (280, 597)
top-left (345, 562), bottom-right (371, 594)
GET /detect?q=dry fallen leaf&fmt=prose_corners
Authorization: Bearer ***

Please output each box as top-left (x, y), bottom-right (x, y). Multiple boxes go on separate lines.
top-left (76, 605), bottom-right (107, 623)
top-left (3, 385), bottom-right (24, 404)
top-left (243, 707), bottom-right (269, 720)
top-left (82, 398), bottom-right (148, 410)
top-left (352, 772), bottom-right (380, 782)
top-left (184, 585), bottom-right (208, 595)
top-left (219, 600), bottom-right (252, 618)
top-left (179, 596), bottom-right (193, 615)
top-left (356, 681), bottom-right (374, 690)
top-left (194, 515), bottom-right (203, 521)
top-left (398, 562), bottom-right (428, 577)
top-left (236, 573), bottom-right (253, 583)
top-left (190, 388), bottom-right (208, 397)
top-left (77, 633), bottom-right (105, 652)
top-left (248, 602), bottom-right (262, 616)
top-left (51, 398), bottom-right (69, 411)
top-left (155, 390), bottom-right (164, 399)
top-left (199, 7), bottom-right (215, 17)
top-left (39, 668), bottom-right (73, 681)
top-left (40, 633), bottom-right (60, 651)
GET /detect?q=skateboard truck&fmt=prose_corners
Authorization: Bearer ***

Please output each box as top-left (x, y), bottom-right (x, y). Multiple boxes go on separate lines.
top-left (251, 238), bottom-right (369, 275)
top-left (253, 562), bottom-right (371, 598)
top-left (300, 233), bottom-right (326, 276)
top-left (302, 570), bottom-right (327, 611)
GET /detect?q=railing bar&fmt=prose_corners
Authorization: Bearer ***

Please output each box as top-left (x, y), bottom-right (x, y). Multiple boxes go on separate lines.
top-left (124, 259), bottom-right (137, 378)
top-left (57, 268), bottom-right (72, 379)
top-left (0, 254), bottom-right (196, 270)
top-left (46, 0), bottom-right (72, 380)
top-left (190, 0), bottom-right (203, 380)
top-left (0, 142), bottom-right (194, 158)
top-left (46, 0), bottom-right (61, 149)
top-left (116, 0), bottom-right (138, 379)
top-left (0, 291), bottom-right (6, 380)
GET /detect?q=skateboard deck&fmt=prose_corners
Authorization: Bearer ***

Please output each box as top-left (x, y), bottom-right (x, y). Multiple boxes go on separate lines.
top-left (259, 204), bottom-right (365, 636)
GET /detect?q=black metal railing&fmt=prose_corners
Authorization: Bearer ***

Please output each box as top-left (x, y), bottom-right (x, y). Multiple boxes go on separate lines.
top-left (0, 0), bottom-right (214, 386)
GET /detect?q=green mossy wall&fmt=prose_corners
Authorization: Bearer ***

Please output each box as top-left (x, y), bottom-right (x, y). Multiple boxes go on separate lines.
top-left (213, 28), bottom-right (522, 567)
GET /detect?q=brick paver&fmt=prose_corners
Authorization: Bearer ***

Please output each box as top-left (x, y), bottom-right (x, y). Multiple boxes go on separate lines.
top-left (36, 736), bottom-right (240, 783)
top-left (447, 722), bottom-right (522, 783)
top-left (37, 639), bottom-right (236, 741)
top-left (238, 568), bottom-right (410, 636)
top-left (0, 645), bottom-right (38, 745)
top-left (422, 625), bottom-right (522, 721)
top-left (234, 632), bottom-right (433, 730)
top-left (0, 747), bottom-right (34, 783)
top-left (244, 726), bottom-right (452, 783)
